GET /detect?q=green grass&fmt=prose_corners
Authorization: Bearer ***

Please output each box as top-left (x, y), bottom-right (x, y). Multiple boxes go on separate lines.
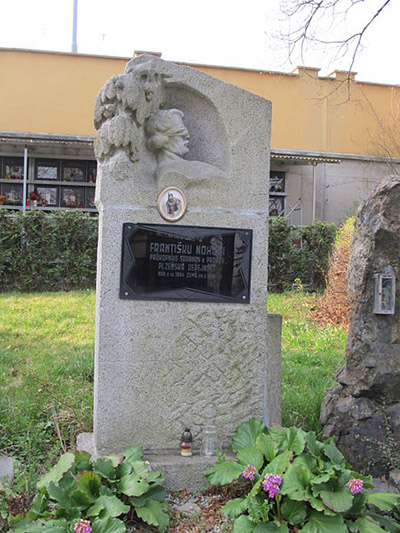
top-left (0, 290), bottom-right (347, 490)
top-left (0, 290), bottom-right (95, 489)
top-left (268, 291), bottom-right (347, 434)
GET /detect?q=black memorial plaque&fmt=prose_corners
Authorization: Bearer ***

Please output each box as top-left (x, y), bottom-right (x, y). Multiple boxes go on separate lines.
top-left (120, 224), bottom-right (252, 303)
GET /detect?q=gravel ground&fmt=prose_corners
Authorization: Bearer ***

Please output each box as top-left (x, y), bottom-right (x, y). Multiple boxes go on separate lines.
top-left (126, 483), bottom-right (247, 532)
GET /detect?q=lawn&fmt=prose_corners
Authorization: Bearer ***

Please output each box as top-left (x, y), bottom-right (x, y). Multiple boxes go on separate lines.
top-left (0, 290), bottom-right (347, 491)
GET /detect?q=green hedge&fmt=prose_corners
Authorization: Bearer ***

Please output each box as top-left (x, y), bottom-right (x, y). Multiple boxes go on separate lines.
top-left (0, 211), bottom-right (335, 294)
top-left (0, 210), bottom-right (98, 292)
top-left (268, 217), bottom-right (337, 292)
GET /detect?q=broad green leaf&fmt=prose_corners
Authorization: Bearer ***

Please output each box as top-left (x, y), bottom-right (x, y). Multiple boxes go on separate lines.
top-left (115, 461), bottom-right (132, 479)
top-left (366, 492), bottom-right (400, 511)
top-left (86, 494), bottom-right (130, 518)
top-left (281, 499), bottom-right (307, 525)
top-left (54, 506), bottom-right (80, 522)
top-left (14, 519), bottom-right (70, 532)
top-left (268, 426), bottom-right (287, 448)
top-left (91, 517), bottom-right (127, 533)
top-left (74, 450), bottom-right (91, 466)
top-left (123, 445), bottom-right (143, 464)
top-left (131, 484), bottom-right (166, 507)
top-left (256, 433), bottom-right (278, 462)
top-left (76, 471), bottom-right (101, 500)
top-left (291, 453), bottom-right (316, 472)
top-left (70, 488), bottom-right (92, 508)
top-left (37, 452), bottom-right (75, 490)
top-left (232, 418), bottom-right (266, 452)
top-left (354, 516), bottom-right (386, 532)
top-left (281, 427), bottom-right (306, 455)
top-left (263, 451), bottom-right (292, 475)
top-left (31, 493), bottom-right (48, 515)
top-left (367, 510), bottom-right (400, 532)
top-left (280, 464), bottom-right (310, 500)
top-left (323, 442), bottom-right (344, 465)
top-left (346, 492), bottom-right (367, 516)
top-left (130, 460), bottom-right (150, 478)
top-left (306, 432), bottom-right (323, 457)
top-left (233, 514), bottom-right (256, 532)
top-left (204, 461), bottom-right (243, 485)
top-left (320, 486), bottom-right (353, 513)
top-left (118, 473), bottom-right (150, 497)
top-left (47, 481), bottom-right (71, 508)
top-left (102, 454), bottom-right (124, 468)
top-left (237, 447), bottom-right (264, 471)
top-left (221, 497), bottom-right (248, 518)
top-left (310, 473), bottom-right (331, 488)
top-left (302, 511), bottom-right (347, 532)
top-left (58, 471), bottom-right (76, 492)
top-left (254, 524), bottom-right (280, 532)
top-left (145, 470), bottom-right (165, 485)
top-left (308, 496), bottom-right (336, 516)
top-left (135, 500), bottom-right (169, 532)
top-left (93, 458), bottom-right (116, 480)
top-left (99, 485), bottom-right (114, 497)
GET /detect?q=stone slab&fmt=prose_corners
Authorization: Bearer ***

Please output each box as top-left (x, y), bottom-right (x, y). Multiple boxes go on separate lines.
top-left (145, 452), bottom-right (235, 491)
top-left (76, 432), bottom-right (234, 491)
top-left (76, 432), bottom-right (96, 456)
top-left (0, 456), bottom-right (13, 482)
top-left (93, 55), bottom-right (280, 458)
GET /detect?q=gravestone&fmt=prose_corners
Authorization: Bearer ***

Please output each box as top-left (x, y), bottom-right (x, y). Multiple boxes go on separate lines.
top-left (321, 175), bottom-right (400, 479)
top-left (90, 54), bottom-right (281, 483)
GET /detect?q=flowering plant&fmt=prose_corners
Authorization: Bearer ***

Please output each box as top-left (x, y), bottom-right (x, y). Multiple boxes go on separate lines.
top-left (10, 446), bottom-right (169, 532)
top-left (205, 419), bottom-right (400, 531)
top-left (29, 191), bottom-right (40, 201)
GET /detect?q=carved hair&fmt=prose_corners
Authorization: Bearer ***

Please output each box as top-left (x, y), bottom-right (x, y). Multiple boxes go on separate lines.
top-left (145, 109), bottom-right (187, 153)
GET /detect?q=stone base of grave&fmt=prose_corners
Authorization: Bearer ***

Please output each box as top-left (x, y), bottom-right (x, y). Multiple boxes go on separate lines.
top-left (0, 456), bottom-right (13, 482)
top-left (76, 432), bottom-right (233, 490)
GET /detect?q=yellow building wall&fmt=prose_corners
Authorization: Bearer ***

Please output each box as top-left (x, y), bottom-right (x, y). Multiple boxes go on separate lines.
top-left (1, 48), bottom-right (398, 158)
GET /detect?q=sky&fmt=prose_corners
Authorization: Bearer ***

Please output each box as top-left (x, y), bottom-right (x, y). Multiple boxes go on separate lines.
top-left (1, 0), bottom-right (399, 85)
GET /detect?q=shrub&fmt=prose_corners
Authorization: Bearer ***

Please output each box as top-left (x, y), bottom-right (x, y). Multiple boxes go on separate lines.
top-left (0, 211), bottom-right (98, 292)
top-left (205, 419), bottom-right (400, 531)
top-left (8, 446), bottom-right (169, 532)
top-left (268, 218), bottom-right (337, 293)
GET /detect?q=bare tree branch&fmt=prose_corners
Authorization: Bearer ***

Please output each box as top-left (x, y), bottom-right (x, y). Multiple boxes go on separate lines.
top-left (279, 0), bottom-right (392, 78)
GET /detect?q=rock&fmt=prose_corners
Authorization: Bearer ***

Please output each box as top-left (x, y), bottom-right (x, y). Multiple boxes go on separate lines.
top-left (175, 501), bottom-right (201, 517)
top-left (321, 176), bottom-right (400, 477)
top-left (0, 456), bottom-right (13, 482)
top-left (389, 470), bottom-right (400, 492)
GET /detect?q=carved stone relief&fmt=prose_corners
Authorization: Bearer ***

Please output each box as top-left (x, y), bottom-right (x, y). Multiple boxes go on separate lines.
top-left (94, 55), bottom-right (226, 185)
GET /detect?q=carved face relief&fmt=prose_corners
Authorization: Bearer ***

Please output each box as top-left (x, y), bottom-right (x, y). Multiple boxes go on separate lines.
top-left (165, 129), bottom-right (190, 157)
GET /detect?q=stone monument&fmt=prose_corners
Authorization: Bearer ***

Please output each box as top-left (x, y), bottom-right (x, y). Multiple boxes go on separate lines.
top-left (88, 54), bottom-right (281, 486)
top-left (321, 175), bottom-right (400, 481)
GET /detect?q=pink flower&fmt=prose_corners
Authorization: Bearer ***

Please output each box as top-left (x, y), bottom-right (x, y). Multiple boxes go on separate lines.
top-left (145, 460), bottom-right (152, 472)
top-left (74, 519), bottom-right (92, 533)
top-left (242, 464), bottom-right (257, 481)
top-left (346, 478), bottom-right (363, 494)
top-left (262, 473), bottom-right (282, 498)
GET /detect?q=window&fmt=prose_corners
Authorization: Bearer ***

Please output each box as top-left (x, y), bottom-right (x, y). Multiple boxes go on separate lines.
top-left (269, 170), bottom-right (285, 216)
top-left (0, 155), bottom-right (97, 211)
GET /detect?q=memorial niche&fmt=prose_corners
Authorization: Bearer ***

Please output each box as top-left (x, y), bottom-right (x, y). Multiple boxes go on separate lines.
top-left (120, 224), bottom-right (252, 303)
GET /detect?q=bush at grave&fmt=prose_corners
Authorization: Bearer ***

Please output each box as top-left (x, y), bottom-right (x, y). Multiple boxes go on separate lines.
top-left (0, 210), bottom-right (98, 292)
top-left (268, 218), bottom-right (337, 293)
